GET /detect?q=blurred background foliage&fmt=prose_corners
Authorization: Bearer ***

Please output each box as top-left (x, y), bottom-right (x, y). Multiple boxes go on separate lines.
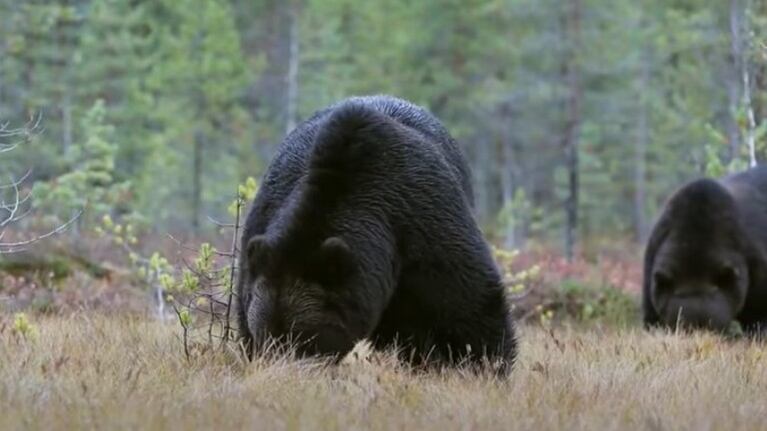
top-left (1, 0), bottom-right (766, 248)
top-left (0, 0), bottom-right (766, 321)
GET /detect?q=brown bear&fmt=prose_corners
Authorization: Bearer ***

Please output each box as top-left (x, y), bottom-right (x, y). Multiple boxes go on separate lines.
top-left (643, 166), bottom-right (767, 334)
top-left (237, 95), bottom-right (516, 372)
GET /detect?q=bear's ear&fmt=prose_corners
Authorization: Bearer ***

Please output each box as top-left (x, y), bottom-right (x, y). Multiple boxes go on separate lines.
top-left (246, 235), bottom-right (272, 270)
top-left (316, 237), bottom-right (356, 281)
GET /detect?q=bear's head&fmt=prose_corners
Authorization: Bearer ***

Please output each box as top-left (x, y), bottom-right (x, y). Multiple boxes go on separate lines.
top-left (240, 234), bottom-right (367, 359)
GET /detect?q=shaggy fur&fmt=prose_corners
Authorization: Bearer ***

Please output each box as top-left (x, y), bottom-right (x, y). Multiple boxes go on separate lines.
top-left (643, 166), bottom-right (767, 333)
top-left (237, 95), bottom-right (516, 371)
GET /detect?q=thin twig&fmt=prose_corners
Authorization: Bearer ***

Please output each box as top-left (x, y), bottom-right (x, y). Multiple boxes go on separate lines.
top-left (0, 169), bottom-right (32, 190)
top-left (223, 196), bottom-right (242, 345)
top-left (0, 175), bottom-right (22, 227)
top-left (207, 215), bottom-right (236, 228)
top-left (166, 233), bottom-right (234, 257)
top-left (172, 304), bottom-right (191, 362)
top-left (0, 209), bottom-right (83, 253)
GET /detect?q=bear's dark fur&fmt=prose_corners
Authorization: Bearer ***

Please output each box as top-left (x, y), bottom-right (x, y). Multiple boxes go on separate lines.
top-left (643, 165), bottom-right (767, 334)
top-left (237, 95), bottom-right (516, 371)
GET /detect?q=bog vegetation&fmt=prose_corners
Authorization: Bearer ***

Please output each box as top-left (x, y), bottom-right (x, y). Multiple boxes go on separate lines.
top-left (3, 316), bottom-right (767, 430)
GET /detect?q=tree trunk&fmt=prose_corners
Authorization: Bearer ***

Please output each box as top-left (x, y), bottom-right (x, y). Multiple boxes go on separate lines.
top-left (500, 138), bottom-right (516, 249)
top-left (56, 8), bottom-right (73, 154)
top-left (474, 135), bottom-right (491, 224)
top-left (727, 0), bottom-right (743, 160)
top-left (0, 16), bottom-right (4, 117)
top-left (62, 90), bottom-right (73, 153)
top-left (192, 129), bottom-right (203, 231)
top-left (740, 11), bottom-right (757, 167)
top-left (191, 7), bottom-right (207, 232)
top-left (563, 0), bottom-right (582, 261)
top-left (285, 3), bottom-right (300, 135)
top-left (634, 46), bottom-right (650, 243)
top-left (498, 102), bottom-right (518, 249)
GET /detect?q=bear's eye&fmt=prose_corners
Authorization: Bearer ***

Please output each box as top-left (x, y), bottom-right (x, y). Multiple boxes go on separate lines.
top-left (715, 266), bottom-right (738, 288)
top-left (653, 271), bottom-right (672, 291)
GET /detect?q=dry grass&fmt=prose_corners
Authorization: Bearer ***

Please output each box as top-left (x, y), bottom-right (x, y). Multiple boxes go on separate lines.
top-left (2, 315), bottom-right (767, 430)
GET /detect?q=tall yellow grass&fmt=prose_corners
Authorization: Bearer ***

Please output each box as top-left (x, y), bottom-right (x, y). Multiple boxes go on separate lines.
top-left (1, 315), bottom-right (766, 430)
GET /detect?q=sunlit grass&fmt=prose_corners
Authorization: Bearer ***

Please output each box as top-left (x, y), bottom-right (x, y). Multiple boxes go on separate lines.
top-left (1, 315), bottom-right (766, 430)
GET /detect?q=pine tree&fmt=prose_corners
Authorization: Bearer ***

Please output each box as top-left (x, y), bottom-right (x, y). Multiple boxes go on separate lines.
top-left (34, 99), bottom-right (128, 225)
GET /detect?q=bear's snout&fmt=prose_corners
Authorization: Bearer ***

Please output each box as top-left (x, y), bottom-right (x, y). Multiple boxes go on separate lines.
top-left (292, 323), bottom-right (355, 358)
top-left (248, 291), bottom-right (354, 359)
top-left (661, 294), bottom-right (733, 332)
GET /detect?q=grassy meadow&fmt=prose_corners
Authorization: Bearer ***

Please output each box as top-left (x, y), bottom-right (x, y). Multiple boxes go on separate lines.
top-left (2, 314), bottom-right (766, 431)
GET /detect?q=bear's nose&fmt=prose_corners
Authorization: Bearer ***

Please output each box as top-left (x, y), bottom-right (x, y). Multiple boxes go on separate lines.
top-left (264, 311), bottom-right (288, 339)
top-left (292, 323), bottom-right (355, 358)
top-left (667, 304), bottom-right (715, 329)
top-left (678, 311), bottom-right (710, 328)
top-left (674, 283), bottom-right (717, 297)
top-left (248, 301), bottom-right (287, 344)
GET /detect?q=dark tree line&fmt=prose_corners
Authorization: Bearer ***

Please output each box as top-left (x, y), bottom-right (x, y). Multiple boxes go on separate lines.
top-left (0, 0), bottom-right (765, 256)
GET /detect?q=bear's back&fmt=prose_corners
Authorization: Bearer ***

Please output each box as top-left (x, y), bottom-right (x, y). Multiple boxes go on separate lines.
top-left (243, 95), bottom-right (472, 243)
top-left (723, 166), bottom-right (767, 256)
top-left (278, 95), bottom-right (471, 201)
